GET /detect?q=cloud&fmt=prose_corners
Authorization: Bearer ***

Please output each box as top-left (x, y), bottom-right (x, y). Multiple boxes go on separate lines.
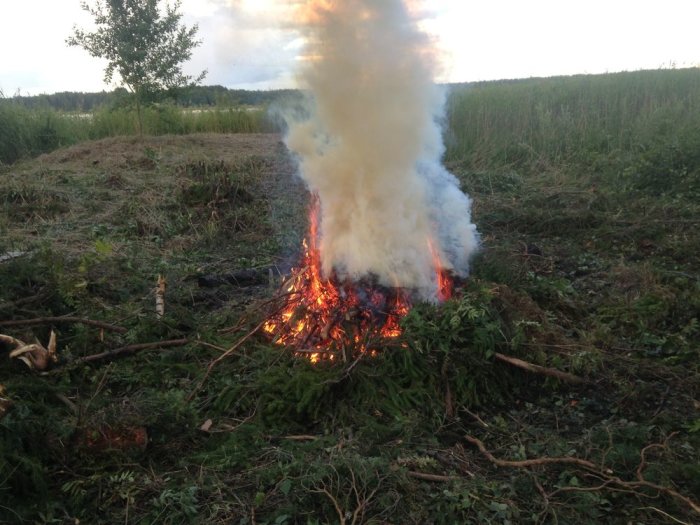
top-left (181, 0), bottom-right (301, 89)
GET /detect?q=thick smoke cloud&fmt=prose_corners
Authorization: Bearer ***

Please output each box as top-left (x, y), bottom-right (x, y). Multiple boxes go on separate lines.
top-left (285, 0), bottom-right (478, 300)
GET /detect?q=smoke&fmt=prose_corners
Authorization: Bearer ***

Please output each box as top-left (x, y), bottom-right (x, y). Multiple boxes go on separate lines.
top-left (284, 0), bottom-right (478, 300)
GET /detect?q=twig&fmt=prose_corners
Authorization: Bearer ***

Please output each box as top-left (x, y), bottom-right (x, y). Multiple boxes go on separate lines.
top-left (207, 410), bottom-right (257, 433)
top-left (494, 352), bottom-right (586, 384)
top-left (407, 471), bottom-right (456, 483)
top-left (295, 348), bottom-right (337, 355)
top-left (283, 435), bottom-right (319, 442)
top-left (465, 435), bottom-right (601, 471)
top-left (191, 340), bottom-right (229, 353)
top-left (463, 408), bottom-right (490, 428)
top-left (72, 339), bottom-right (189, 364)
top-left (639, 506), bottom-right (693, 525)
top-left (0, 316), bottom-right (128, 334)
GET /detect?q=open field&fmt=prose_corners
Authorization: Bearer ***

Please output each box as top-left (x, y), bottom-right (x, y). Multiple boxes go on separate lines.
top-left (1, 70), bottom-right (700, 524)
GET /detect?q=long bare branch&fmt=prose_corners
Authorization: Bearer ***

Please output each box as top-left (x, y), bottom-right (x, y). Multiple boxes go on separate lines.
top-left (494, 352), bottom-right (587, 384)
top-left (465, 434), bottom-right (700, 515)
top-left (0, 316), bottom-right (128, 334)
top-left (72, 339), bottom-right (189, 364)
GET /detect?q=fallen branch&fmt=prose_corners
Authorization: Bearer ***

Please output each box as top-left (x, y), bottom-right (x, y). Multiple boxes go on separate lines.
top-left (283, 435), bottom-right (319, 442)
top-left (407, 471), bottom-right (456, 483)
top-left (494, 352), bottom-right (586, 384)
top-left (465, 434), bottom-right (700, 516)
top-left (0, 316), bottom-right (128, 334)
top-left (72, 338), bottom-right (189, 364)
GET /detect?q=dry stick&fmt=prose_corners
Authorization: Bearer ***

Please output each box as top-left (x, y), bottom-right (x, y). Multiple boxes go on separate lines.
top-left (0, 316), bottom-right (128, 334)
top-left (407, 471), bottom-right (456, 483)
top-left (465, 435), bottom-right (600, 471)
top-left (191, 340), bottom-right (229, 353)
top-left (465, 435), bottom-right (700, 515)
top-left (493, 352), bottom-right (586, 385)
top-left (73, 339), bottom-right (189, 364)
top-left (640, 506), bottom-right (694, 525)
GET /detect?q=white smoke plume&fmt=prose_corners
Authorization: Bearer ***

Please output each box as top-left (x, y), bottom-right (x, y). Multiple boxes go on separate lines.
top-left (284, 0), bottom-right (478, 300)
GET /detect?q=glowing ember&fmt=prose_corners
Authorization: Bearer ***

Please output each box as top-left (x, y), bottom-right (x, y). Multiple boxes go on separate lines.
top-left (264, 197), bottom-right (452, 361)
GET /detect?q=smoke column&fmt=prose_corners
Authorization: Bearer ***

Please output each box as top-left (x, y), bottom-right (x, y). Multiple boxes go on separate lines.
top-left (285, 0), bottom-right (478, 300)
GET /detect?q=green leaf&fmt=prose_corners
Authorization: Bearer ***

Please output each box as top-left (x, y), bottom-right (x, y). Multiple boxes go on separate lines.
top-left (94, 239), bottom-right (113, 255)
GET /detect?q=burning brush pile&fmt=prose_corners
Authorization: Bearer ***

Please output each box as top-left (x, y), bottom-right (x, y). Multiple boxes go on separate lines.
top-left (264, 0), bottom-right (479, 361)
top-left (264, 196), bottom-right (456, 362)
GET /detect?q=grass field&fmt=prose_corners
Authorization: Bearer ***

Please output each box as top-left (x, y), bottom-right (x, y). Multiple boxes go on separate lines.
top-left (1, 69), bottom-right (699, 524)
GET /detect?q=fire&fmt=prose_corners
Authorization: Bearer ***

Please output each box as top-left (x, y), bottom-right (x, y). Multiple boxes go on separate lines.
top-left (428, 238), bottom-right (454, 302)
top-left (264, 196), bottom-right (452, 361)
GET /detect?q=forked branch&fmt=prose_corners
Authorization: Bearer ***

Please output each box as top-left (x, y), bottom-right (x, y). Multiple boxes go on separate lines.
top-left (465, 434), bottom-right (700, 516)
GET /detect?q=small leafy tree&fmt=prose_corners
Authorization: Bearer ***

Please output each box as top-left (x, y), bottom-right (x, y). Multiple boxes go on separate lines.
top-left (67, 0), bottom-right (206, 135)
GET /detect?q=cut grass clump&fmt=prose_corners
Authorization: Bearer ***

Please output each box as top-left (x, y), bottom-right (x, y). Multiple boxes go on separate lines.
top-left (0, 185), bottom-right (70, 221)
top-left (176, 158), bottom-right (266, 238)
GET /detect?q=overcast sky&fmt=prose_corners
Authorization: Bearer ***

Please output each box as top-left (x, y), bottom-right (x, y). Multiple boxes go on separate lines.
top-left (1, 0), bottom-right (698, 96)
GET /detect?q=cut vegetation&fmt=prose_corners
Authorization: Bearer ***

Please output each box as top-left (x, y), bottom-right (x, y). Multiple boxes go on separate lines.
top-left (1, 70), bottom-right (699, 524)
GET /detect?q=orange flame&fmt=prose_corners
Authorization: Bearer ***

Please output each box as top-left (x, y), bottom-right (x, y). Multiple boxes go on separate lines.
top-left (265, 195), bottom-right (453, 361)
top-left (428, 238), bottom-right (454, 302)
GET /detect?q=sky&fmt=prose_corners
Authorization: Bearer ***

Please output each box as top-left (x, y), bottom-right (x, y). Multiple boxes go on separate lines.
top-left (0, 0), bottom-right (698, 96)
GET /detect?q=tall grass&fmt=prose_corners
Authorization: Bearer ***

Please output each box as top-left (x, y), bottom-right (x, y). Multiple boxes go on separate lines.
top-left (445, 68), bottom-right (700, 169)
top-left (0, 102), bottom-right (275, 165)
top-left (0, 102), bottom-right (90, 164)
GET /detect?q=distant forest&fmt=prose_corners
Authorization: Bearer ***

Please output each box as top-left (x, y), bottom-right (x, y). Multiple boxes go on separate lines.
top-left (9, 85), bottom-right (300, 112)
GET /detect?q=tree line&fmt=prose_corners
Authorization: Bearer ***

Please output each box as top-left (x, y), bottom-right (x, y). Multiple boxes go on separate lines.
top-left (7, 86), bottom-right (298, 113)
